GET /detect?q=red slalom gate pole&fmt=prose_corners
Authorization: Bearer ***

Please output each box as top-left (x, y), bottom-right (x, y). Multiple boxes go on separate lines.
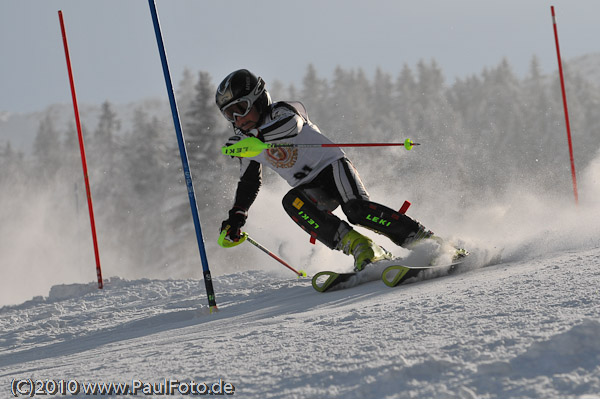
top-left (551, 6), bottom-right (578, 205)
top-left (58, 10), bottom-right (104, 288)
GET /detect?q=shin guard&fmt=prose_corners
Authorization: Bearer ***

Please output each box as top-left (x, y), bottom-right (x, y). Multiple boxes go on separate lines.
top-left (341, 199), bottom-right (432, 247)
top-left (282, 188), bottom-right (349, 249)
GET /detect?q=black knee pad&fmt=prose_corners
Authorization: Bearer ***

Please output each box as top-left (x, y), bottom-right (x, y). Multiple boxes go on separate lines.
top-left (342, 199), bottom-right (428, 246)
top-left (282, 188), bottom-right (348, 249)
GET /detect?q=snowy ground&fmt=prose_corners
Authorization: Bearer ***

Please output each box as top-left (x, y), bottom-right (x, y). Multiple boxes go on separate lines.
top-left (3, 150), bottom-right (600, 398)
top-left (1, 239), bottom-right (600, 398)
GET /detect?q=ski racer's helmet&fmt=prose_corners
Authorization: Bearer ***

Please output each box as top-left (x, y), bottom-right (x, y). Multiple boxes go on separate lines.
top-left (216, 69), bottom-right (271, 123)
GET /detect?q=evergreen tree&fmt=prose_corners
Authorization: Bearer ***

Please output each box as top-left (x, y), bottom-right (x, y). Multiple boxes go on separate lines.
top-left (287, 83), bottom-right (298, 102)
top-left (469, 59), bottom-right (524, 187)
top-left (301, 64), bottom-right (329, 129)
top-left (413, 59), bottom-right (454, 139)
top-left (32, 113), bottom-right (63, 183)
top-left (350, 68), bottom-right (373, 136)
top-left (93, 101), bottom-right (120, 171)
top-left (184, 71), bottom-right (224, 175)
top-left (268, 79), bottom-right (287, 102)
top-left (551, 63), bottom-right (600, 189)
top-left (328, 66), bottom-right (352, 138)
top-left (394, 64), bottom-right (419, 136)
top-left (181, 71), bottom-right (227, 221)
top-left (371, 67), bottom-right (395, 137)
top-left (521, 56), bottom-right (554, 181)
top-left (61, 123), bottom-right (84, 194)
top-left (447, 73), bottom-right (483, 138)
top-left (127, 110), bottom-right (164, 197)
top-left (169, 71), bottom-right (233, 274)
top-left (0, 141), bottom-right (25, 186)
top-left (177, 68), bottom-right (197, 121)
top-left (117, 109), bottom-right (170, 272)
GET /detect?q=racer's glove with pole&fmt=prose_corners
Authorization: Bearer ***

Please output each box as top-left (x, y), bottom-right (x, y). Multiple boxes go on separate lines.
top-left (220, 206), bottom-right (248, 242)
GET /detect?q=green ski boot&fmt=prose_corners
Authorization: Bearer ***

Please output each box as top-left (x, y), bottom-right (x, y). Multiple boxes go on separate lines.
top-left (337, 229), bottom-right (392, 271)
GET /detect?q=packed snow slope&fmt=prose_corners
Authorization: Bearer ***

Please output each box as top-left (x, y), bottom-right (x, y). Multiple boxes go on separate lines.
top-left (2, 150), bottom-right (600, 398)
top-left (2, 232), bottom-right (600, 398)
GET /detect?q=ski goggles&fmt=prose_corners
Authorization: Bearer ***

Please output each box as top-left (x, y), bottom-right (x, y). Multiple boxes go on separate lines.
top-left (220, 98), bottom-right (254, 122)
top-left (219, 78), bottom-right (265, 122)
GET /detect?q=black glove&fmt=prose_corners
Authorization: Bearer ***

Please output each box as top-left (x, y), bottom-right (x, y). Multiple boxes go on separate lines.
top-left (220, 206), bottom-right (248, 242)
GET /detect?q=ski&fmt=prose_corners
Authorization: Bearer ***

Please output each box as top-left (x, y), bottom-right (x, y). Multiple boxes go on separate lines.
top-left (311, 260), bottom-right (392, 292)
top-left (381, 259), bottom-right (467, 287)
top-left (311, 271), bottom-right (359, 292)
top-left (311, 262), bottom-right (437, 293)
top-left (312, 252), bottom-right (470, 292)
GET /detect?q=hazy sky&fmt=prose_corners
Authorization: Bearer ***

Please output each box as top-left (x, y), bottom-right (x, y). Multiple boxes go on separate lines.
top-left (1, 0), bottom-right (599, 114)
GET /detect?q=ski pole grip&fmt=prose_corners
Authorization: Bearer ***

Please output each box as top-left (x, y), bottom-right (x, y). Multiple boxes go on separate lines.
top-left (218, 230), bottom-right (247, 248)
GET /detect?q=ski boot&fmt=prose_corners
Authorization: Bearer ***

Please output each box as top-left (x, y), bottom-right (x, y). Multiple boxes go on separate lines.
top-left (426, 236), bottom-right (469, 262)
top-left (405, 231), bottom-right (469, 265)
top-left (453, 247), bottom-right (470, 262)
top-left (402, 225), bottom-right (435, 248)
top-left (337, 229), bottom-right (392, 271)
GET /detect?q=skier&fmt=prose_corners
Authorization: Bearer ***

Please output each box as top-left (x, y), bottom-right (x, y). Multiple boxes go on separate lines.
top-left (216, 69), bottom-right (435, 271)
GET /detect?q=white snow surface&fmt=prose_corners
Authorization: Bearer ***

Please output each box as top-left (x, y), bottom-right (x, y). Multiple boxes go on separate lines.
top-left (2, 240), bottom-right (600, 398)
top-left (2, 153), bottom-right (600, 398)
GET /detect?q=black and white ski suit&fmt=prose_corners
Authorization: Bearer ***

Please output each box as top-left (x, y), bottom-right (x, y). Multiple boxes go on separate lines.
top-left (226, 101), bottom-right (430, 249)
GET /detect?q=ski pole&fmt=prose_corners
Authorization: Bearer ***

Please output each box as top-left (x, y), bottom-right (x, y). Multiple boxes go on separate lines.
top-left (218, 231), bottom-right (307, 277)
top-left (222, 136), bottom-right (419, 158)
top-left (243, 233), bottom-right (308, 277)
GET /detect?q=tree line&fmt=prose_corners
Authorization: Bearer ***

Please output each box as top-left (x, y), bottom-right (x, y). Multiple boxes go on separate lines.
top-left (1, 58), bottom-right (598, 276)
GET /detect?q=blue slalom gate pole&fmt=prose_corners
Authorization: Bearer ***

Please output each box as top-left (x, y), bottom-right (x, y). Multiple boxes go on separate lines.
top-left (148, 0), bottom-right (217, 312)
